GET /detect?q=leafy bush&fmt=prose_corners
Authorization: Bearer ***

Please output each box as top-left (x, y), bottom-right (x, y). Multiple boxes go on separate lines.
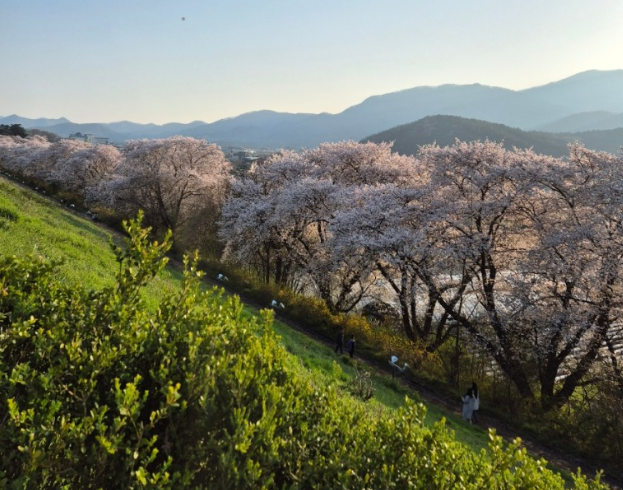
top-left (349, 367), bottom-right (375, 401)
top-left (0, 216), bottom-right (606, 489)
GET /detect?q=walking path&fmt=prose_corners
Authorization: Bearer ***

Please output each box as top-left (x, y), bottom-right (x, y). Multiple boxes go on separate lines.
top-left (206, 277), bottom-right (621, 489)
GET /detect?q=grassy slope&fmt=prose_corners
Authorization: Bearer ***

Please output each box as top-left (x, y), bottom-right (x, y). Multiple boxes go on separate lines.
top-left (0, 178), bottom-right (182, 308)
top-left (0, 175), bottom-right (568, 477)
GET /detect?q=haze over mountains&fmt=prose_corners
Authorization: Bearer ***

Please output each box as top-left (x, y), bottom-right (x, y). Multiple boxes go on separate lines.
top-left (2, 69), bottom-right (623, 152)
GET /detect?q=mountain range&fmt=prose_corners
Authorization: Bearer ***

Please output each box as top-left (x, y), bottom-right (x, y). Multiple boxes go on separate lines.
top-left (2, 69), bottom-right (623, 152)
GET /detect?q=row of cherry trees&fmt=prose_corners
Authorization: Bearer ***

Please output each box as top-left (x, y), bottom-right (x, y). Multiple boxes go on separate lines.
top-left (1, 132), bottom-right (621, 410)
top-left (219, 140), bottom-right (623, 410)
top-left (0, 135), bottom-right (231, 251)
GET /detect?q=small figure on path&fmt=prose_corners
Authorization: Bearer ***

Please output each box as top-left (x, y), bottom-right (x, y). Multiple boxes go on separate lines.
top-left (389, 355), bottom-right (409, 377)
top-left (462, 387), bottom-right (475, 423)
top-left (471, 381), bottom-right (480, 423)
top-left (346, 335), bottom-right (356, 359)
top-left (334, 328), bottom-right (345, 354)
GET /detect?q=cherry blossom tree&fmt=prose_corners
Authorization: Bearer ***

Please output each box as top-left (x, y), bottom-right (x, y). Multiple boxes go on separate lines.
top-left (511, 145), bottom-right (623, 408)
top-left (332, 180), bottom-right (467, 348)
top-left (49, 144), bottom-right (121, 197)
top-left (220, 142), bottom-right (413, 311)
top-left (0, 135), bottom-right (21, 170)
top-left (0, 136), bottom-right (103, 193)
top-left (331, 142), bottom-right (516, 351)
top-left (108, 137), bottom-right (231, 237)
top-left (0, 135), bottom-right (51, 178)
top-left (406, 141), bottom-right (538, 395)
top-left (407, 141), bottom-right (623, 409)
top-left (219, 151), bottom-right (304, 286)
top-left (34, 139), bottom-right (92, 182)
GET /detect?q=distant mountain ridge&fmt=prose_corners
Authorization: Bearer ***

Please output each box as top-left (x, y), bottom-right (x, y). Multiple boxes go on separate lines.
top-left (536, 111), bottom-right (623, 133)
top-left (2, 69), bottom-right (623, 149)
top-left (520, 70), bottom-right (623, 114)
top-left (361, 115), bottom-right (623, 157)
top-left (0, 115), bottom-right (71, 128)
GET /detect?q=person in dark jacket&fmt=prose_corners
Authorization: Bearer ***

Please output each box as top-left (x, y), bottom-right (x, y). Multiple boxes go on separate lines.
top-left (346, 335), bottom-right (356, 358)
top-left (471, 381), bottom-right (480, 423)
top-left (334, 328), bottom-right (345, 354)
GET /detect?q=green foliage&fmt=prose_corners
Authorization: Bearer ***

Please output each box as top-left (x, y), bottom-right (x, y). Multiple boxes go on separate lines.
top-left (350, 367), bottom-right (375, 401)
top-left (0, 124), bottom-right (28, 138)
top-left (0, 216), bottom-right (607, 488)
top-left (0, 216), bottom-right (175, 488)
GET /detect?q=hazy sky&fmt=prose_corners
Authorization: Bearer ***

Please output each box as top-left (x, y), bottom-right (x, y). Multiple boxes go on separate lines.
top-left (2, 0), bottom-right (622, 124)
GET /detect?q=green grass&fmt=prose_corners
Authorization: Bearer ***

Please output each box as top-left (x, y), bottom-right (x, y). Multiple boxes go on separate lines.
top-left (0, 175), bottom-right (569, 480)
top-left (0, 178), bottom-right (182, 308)
top-left (270, 317), bottom-right (491, 452)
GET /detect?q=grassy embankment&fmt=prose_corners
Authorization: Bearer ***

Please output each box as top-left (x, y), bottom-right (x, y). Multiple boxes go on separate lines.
top-left (0, 175), bottom-right (571, 479)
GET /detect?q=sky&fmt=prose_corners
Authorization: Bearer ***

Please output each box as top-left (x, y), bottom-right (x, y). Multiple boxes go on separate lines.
top-left (1, 0), bottom-right (623, 125)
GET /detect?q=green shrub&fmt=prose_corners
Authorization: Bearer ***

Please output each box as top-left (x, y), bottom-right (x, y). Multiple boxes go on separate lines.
top-left (0, 216), bottom-right (606, 489)
top-left (349, 367), bottom-right (375, 401)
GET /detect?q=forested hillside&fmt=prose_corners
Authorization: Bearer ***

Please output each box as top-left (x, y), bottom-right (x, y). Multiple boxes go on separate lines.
top-left (362, 115), bottom-right (623, 157)
top-left (361, 115), bottom-right (572, 156)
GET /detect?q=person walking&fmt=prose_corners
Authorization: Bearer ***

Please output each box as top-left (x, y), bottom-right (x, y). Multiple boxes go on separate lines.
top-left (346, 335), bottom-right (356, 359)
top-left (471, 382), bottom-right (480, 423)
top-left (462, 387), bottom-right (475, 423)
top-left (334, 328), bottom-right (345, 354)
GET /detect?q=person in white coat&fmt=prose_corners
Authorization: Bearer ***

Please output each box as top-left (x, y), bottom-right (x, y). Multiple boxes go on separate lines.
top-left (462, 387), bottom-right (475, 423)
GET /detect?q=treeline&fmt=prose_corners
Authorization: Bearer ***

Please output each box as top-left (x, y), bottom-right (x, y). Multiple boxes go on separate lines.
top-left (220, 141), bottom-right (623, 409)
top-left (0, 124), bottom-right (59, 142)
top-left (220, 140), bottom-right (623, 473)
top-left (0, 216), bottom-right (607, 488)
top-left (2, 133), bottom-right (623, 474)
top-left (0, 124), bottom-right (28, 138)
top-left (0, 134), bottom-right (231, 256)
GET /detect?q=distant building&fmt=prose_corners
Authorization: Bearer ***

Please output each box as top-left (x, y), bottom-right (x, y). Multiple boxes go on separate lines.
top-left (68, 132), bottom-right (109, 145)
top-left (68, 132), bottom-right (94, 143)
top-left (225, 146), bottom-right (275, 175)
